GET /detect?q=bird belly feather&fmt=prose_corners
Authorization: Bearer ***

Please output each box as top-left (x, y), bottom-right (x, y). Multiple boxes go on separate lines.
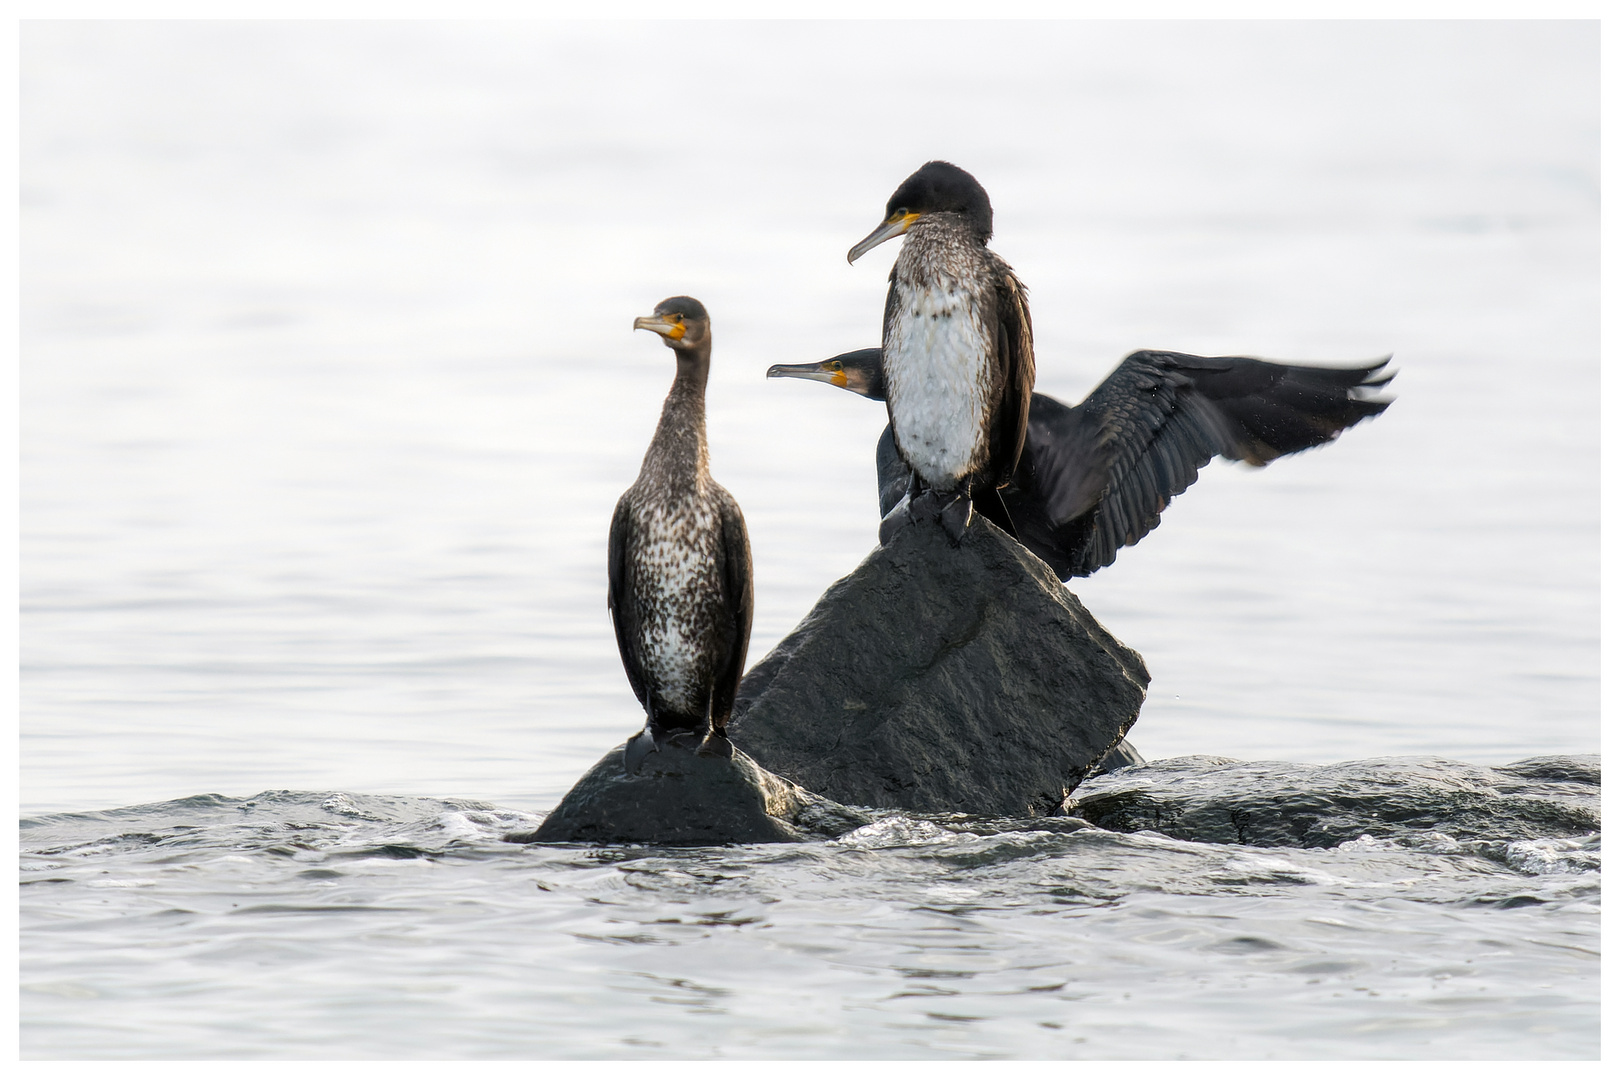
top-left (885, 279), bottom-right (993, 489)
top-left (629, 491), bottom-right (723, 717)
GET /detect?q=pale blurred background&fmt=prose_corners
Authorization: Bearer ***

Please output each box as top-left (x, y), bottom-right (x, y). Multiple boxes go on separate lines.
top-left (21, 20), bottom-right (1597, 812)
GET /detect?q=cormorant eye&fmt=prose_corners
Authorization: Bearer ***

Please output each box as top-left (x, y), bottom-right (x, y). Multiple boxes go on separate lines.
top-left (830, 361), bottom-right (843, 372)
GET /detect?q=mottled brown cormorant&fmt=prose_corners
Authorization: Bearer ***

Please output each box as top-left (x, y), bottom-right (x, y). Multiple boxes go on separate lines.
top-left (847, 160), bottom-right (1035, 544)
top-left (612, 296), bottom-right (754, 773)
top-left (767, 347), bottom-right (1393, 580)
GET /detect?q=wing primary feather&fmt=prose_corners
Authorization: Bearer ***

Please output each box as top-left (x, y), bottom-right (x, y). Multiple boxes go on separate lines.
top-left (606, 496), bottom-right (649, 712)
top-left (707, 492), bottom-right (754, 734)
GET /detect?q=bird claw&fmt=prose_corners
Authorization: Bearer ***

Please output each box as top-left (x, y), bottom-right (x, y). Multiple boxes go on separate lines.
top-left (878, 494), bottom-right (911, 545)
top-left (938, 492), bottom-right (973, 545)
top-left (908, 488), bottom-right (943, 521)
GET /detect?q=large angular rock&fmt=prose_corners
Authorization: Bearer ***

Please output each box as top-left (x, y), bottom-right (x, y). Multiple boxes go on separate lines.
top-left (513, 742), bottom-right (870, 845)
top-left (729, 516), bottom-right (1150, 816)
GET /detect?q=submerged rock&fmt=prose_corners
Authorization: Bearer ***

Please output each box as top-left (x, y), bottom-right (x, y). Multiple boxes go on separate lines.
top-left (1061, 753), bottom-right (1601, 848)
top-left (1090, 738), bottom-right (1147, 777)
top-left (513, 742), bottom-right (871, 845)
top-left (730, 516), bottom-right (1150, 816)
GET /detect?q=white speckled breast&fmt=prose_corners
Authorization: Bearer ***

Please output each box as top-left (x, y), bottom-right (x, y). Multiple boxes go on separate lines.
top-left (885, 225), bottom-right (997, 489)
top-left (627, 482), bottom-right (724, 716)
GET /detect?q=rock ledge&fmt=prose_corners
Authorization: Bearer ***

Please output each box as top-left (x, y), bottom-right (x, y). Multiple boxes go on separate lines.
top-left (513, 743), bottom-right (870, 845)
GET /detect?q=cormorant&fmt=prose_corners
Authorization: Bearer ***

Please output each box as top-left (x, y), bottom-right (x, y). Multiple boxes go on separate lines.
top-left (767, 346), bottom-right (1393, 581)
top-left (847, 160), bottom-right (1035, 544)
top-left (612, 296), bottom-right (754, 773)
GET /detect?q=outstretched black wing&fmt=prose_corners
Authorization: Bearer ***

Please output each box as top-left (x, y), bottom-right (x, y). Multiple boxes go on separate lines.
top-left (1034, 350), bottom-right (1393, 576)
top-left (708, 487), bottom-right (754, 731)
top-left (1000, 393), bottom-right (1085, 578)
top-left (606, 494), bottom-right (649, 710)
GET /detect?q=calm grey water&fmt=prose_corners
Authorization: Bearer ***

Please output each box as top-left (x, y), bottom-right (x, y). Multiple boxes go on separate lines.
top-left (20, 21), bottom-right (1598, 1059)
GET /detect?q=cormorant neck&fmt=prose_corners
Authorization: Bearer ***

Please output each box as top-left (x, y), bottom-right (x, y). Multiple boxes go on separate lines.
top-left (643, 346), bottom-right (711, 481)
top-left (860, 364), bottom-right (889, 401)
top-left (914, 211), bottom-right (987, 247)
top-left (897, 215), bottom-right (986, 284)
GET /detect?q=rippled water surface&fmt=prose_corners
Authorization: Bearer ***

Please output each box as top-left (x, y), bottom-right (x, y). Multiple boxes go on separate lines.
top-left (20, 21), bottom-right (1598, 1059)
top-left (20, 757), bottom-right (1601, 1059)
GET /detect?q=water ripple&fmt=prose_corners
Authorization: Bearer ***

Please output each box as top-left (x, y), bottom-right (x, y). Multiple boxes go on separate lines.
top-left (19, 759), bottom-right (1601, 1058)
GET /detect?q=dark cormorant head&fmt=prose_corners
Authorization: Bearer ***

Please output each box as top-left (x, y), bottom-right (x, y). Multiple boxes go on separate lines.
top-left (847, 161), bottom-right (993, 263)
top-left (766, 348), bottom-right (887, 401)
top-left (633, 295), bottom-right (711, 353)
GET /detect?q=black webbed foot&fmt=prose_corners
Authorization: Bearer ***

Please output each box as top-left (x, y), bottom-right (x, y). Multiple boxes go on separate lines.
top-left (624, 720), bottom-right (702, 774)
top-left (665, 729), bottom-right (703, 752)
top-left (970, 485), bottom-right (1018, 542)
top-left (697, 731), bottom-right (735, 760)
top-left (889, 485), bottom-right (973, 545)
top-left (623, 728), bottom-right (659, 775)
top-left (880, 476), bottom-right (940, 545)
top-left (908, 487), bottom-right (945, 522)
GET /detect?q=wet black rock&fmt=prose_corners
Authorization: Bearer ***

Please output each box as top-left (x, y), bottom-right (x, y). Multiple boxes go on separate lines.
top-left (729, 515), bottom-right (1150, 817)
top-left (513, 743), bottom-right (872, 845)
top-left (1061, 754), bottom-right (1601, 848)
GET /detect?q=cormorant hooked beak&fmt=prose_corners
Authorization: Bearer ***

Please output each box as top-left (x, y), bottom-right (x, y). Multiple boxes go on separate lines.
top-left (633, 313), bottom-right (687, 341)
top-left (767, 359), bottom-right (849, 390)
top-left (767, 348), bottom-right (885, 400)
top-left (847, 210), bottom-right (920, 264)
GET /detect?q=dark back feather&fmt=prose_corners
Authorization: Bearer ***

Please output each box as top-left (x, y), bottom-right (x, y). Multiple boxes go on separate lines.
top-left (990, 267), bottom-right (1037, 489)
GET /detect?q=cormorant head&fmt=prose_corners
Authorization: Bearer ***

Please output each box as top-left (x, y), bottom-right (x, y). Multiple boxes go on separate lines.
top-left (766, 348), bottom-right (887, 401)
top-left (847, 160), bottom-right (993, 263)
top-left (633, 295), bottom-right (711, 352)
